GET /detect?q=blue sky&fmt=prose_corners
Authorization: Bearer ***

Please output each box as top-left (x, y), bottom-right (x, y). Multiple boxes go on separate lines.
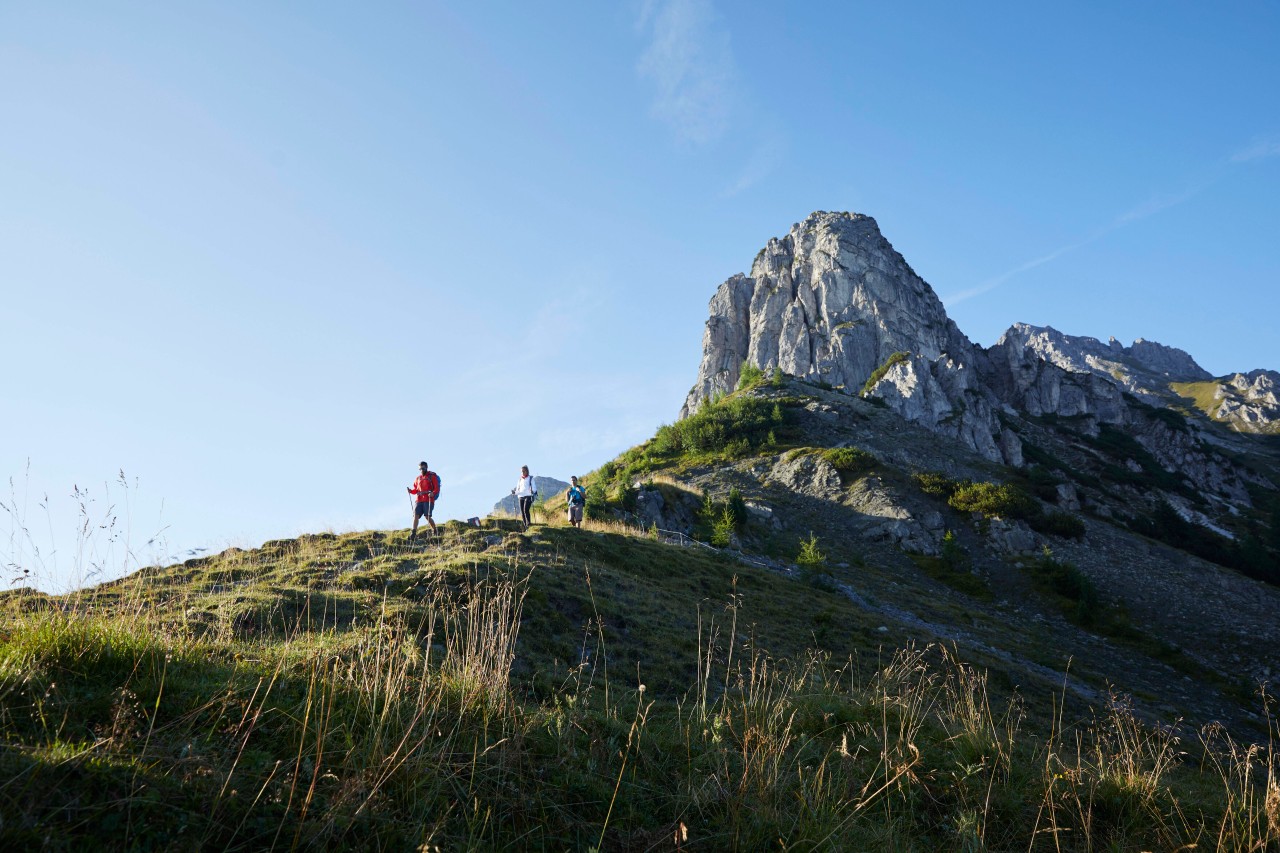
top-left (3, 1), bottom-right (1277, 590)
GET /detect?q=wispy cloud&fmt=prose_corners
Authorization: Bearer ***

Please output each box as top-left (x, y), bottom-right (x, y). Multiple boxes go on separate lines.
top-left (1112, 176), bottom-right (1216, 225)
top-left (723, 132), bottom-right (784, 196)
top-left (945, 136), bottom-right (1276, 305)
top-left (945, 235), bottom-right (1105, 305)
top-left (636, 0), bottom-right (735, 145)
top-left (1231, 137), bottom-right (1280, 163)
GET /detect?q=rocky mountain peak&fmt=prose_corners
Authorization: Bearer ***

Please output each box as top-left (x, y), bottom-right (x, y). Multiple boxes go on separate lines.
top-left (1126, 338), bottom-right (1211, 380)
top-left (681, 211), bottom-right (970, 418)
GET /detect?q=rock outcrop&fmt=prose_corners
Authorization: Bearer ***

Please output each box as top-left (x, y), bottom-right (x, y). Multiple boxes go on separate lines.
top-left (682, 212), bottom-right (971, 417)
top-left (1199, 370), bottom-right (1280, 434)
top-left (985, 329), bottom-right (1128, 421)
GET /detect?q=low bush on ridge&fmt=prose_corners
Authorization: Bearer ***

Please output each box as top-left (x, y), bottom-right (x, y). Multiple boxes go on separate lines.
top-left (1030, 546), bottom-right (1101, 625)
top-left (914, 472), bottom-right (1086, 540)
top-left (860, 350), bottom-right (910, 396)
top-left (734, 360), bottom-right (783, 392)
top-left (652, 395), bottom-right (783, 458)
top-left (587, 392), bottom-right (794, 512)
top-left (822, 446), bottom-right (877, 476)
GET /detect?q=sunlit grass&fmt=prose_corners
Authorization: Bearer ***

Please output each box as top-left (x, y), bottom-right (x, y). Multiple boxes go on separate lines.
top-left (0, 519), bottom-right (1277, 849)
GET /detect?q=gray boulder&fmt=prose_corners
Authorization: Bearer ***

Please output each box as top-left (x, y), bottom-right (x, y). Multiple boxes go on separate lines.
top-left (986, 519), bottom-right (1039, 556)
top-left (769, 453), bottom-right (843, 501)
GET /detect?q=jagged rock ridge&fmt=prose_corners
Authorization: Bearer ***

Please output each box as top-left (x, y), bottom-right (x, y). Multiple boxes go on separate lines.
top-left (682, 211), bottom-right (1277, 502)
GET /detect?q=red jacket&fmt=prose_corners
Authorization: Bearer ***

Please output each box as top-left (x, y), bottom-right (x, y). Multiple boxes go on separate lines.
top-left (411, 472), bottom-right (439, 502)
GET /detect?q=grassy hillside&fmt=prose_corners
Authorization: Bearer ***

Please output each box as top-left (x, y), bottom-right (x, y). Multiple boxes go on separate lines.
top-left (2, 516), bottom-right (1278, 850)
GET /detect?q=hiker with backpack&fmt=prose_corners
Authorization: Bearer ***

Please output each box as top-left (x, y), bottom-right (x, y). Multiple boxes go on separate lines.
top-left (565, 476), bottom-right (586, 528)
top-left (512, 465), bottom-right (537, 530)
top-left (408, 461), bottom-right (441, 542)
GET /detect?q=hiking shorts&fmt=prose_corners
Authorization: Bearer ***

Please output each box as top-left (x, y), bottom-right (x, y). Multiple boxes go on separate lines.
top-left (414, 499), bottom-right (435, 519)
top-left (568, 504), bottom-right (583, 523)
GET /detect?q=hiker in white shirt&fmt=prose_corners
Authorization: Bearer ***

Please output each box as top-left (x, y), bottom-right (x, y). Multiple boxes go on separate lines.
top-left (512, 466), bottom-right (538, 530)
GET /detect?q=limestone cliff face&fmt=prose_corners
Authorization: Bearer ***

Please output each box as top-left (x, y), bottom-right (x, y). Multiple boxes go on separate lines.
top-left (682, 212), bottom-right (971, 417)
top-left (990, 323), bottom-right (1210, 404)
top-left (985, 327), bottom-right (1128, 421)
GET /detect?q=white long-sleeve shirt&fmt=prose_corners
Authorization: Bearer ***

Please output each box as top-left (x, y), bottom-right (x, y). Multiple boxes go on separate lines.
top-left (514, 475), bottom-right (537, 498)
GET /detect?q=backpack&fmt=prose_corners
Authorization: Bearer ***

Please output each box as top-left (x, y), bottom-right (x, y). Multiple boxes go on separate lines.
top-left (568, 486), bottom-right (585, 506)
top-left (427, 471), bottom-right (441, 499)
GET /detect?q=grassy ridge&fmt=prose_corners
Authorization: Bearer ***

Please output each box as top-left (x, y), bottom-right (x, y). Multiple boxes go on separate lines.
top-left (1, 520), bottom-right (1278, 849)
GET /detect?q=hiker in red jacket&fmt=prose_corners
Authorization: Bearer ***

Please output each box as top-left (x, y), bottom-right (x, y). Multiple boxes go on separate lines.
top-left (408, 461), bottom-right (440, 541)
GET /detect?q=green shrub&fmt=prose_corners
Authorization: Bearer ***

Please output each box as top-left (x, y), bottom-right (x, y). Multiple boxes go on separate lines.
top-left (1021, 464), bottom-right (1065, 501)
top-left (711, 508), bottom-right (736, 547)
top-left (726, 487), bottom-right (747, 526)
top-left (584, 480), bottom-right (609, 517)
top-left (696, 491), bottom-right (745, 546)
top-left (861, 351), bottom-right (910, 396)
top-left (1030, 547), bottom-right (1100, 625)
top-left (797, 532), bottom-right (826, 568)
top-left (948, 481), bottom-right (1039, 520)
top-left (699, 492), bottom-right (716, 524)
top-left (940, 530), bottom-right (967, 572)
top-left (1087, 425), bottom-right (1189, 495)
top-left (917, 473), bottom-right (1085, 540)
top-left (914, 471), bottom-right (959, 499)
top-left (1020, 441), bottom-right (1070, 473)
top-left (652, 395), bottom-right (782, 458)
top-left (795, 533), bottom-right (828, 586)
top-left (822, 446), bottom-right (877, 476)
top-left (909, 534), bottom-right (989, 599)
top-left (1033, 510), bottom-right (1086, 540)
top-left (737, 361), bottom-right (766, 391)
